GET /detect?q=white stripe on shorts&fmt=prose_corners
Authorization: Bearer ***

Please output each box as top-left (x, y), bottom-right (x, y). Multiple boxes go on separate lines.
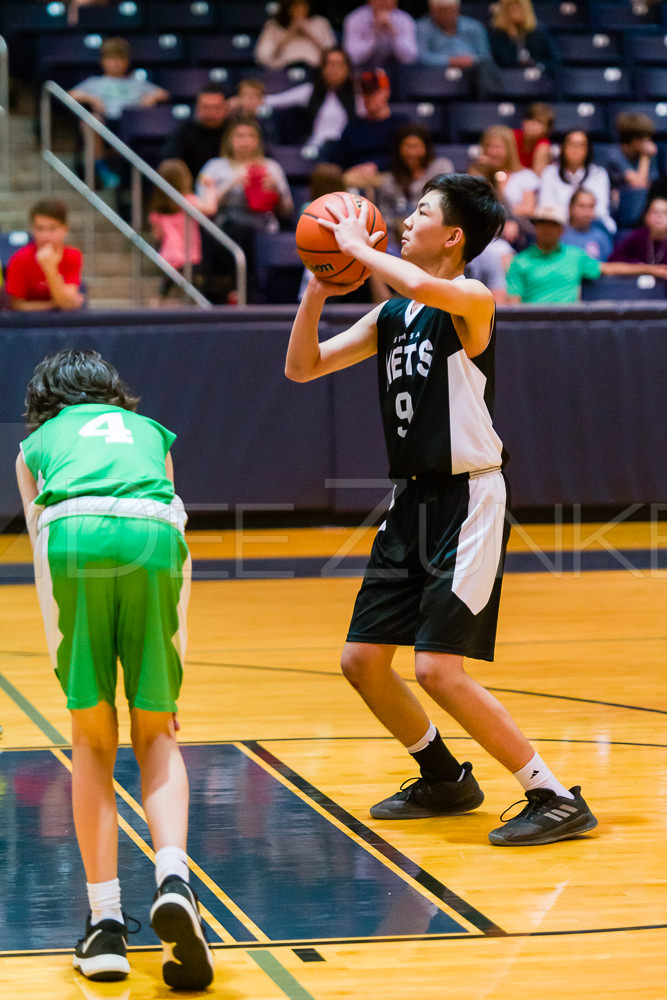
top-left (32, 524), bottom-right (64, 669)
top-left (452, 470), bottom-right (506, 616)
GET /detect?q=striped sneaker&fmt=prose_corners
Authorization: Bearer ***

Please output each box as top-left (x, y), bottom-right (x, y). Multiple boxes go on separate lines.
top-left (150, 875), bottom-right (214, 990)
top-left (73, 914), bottom-right (131, 981)
top-left (488, 786), bottom-right (598, 846)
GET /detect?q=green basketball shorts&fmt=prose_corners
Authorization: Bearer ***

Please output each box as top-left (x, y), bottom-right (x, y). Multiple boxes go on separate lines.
top-left (33, 513), bottom-right (191, 711)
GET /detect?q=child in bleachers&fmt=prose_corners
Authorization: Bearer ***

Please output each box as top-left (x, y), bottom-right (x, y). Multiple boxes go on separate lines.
top-left (68, 37), bottom-right (169, 189)
top-left (148, 159), bottom-right (218, 304)
top-left (5, 199), bottom-right (84, 312)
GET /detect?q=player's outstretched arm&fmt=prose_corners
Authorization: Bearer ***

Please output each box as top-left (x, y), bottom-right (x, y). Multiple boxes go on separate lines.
top-left (285, 275), bottom-right (382, 382)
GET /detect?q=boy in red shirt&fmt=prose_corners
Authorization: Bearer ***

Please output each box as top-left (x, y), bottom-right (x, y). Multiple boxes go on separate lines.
top-left (6, 199), bottom-right (84, 311)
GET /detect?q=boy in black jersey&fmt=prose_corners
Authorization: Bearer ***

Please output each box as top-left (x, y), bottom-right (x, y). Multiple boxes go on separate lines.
top-left (286, 174), bottom-right (597, 846)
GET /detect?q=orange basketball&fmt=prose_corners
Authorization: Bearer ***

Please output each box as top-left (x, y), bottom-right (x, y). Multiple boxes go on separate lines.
top-left (296, 191), bottom-right (388, 284)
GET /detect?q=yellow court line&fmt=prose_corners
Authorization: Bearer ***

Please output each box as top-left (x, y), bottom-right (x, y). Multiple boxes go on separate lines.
top-left (48, 747), bottom-right (264, 945)
top-left (234, 742), bottom-right (479, 936)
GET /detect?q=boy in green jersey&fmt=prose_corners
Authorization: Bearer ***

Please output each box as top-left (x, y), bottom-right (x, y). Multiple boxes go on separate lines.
top-left (16, 349), bottom-right (214, 990)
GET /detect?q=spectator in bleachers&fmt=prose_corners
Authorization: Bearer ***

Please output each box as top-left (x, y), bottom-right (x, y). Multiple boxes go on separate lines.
top-left (148, 160), bottom-right (218, 304)
top-left (487, 0), bottom-right (558, 77)
top-left (5, 199), bottom-right (83, 312)
top-left (416, 0), bottom-right (497, 96)
top-left (228, 79), bottom-right (279, 145)
top-left (264, 47), bottom-right (357, 150)
top-left (343, 0), bottom-right (418, 73)
top-left (466, 233), bottom-right (515, 304)
top-left (607, 195), bottom-right (667, 270)
top-left (255, 0), bottom-right (336, 70)
top-left (538, 129), bottom-right (615, 234)
top-left (161, 85), bottom-right (230, 182)
top-left (325, 68), bottom-right (410, 187)
top-left (196, 116), bottom-right (294, 301)
top-left (471, 125), bottom-right (539, 221)
top-left (507, 202), bottom-right (667, 303)
top-left (561, 189), bottom-right (613, 261)
top-left (68, 37), bottom-right (169, 190)
top-left (606, 112), bottom-right (660, 194)
top-left (376, 122), bottom-right (454, 252)
top-left (513, 102), bottom-right (555, 176)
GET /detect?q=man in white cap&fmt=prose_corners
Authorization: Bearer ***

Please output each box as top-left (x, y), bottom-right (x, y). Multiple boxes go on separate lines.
top-left (508, 202), bottom-right (667, 302)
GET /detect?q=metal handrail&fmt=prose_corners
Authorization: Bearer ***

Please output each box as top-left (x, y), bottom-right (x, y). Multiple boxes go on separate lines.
top-left (0, 37), bottom-right (9, 190)
top-left (40, 81), bottom-right (247, 307)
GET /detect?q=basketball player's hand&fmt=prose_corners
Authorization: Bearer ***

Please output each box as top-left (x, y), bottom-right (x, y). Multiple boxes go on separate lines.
top-left (318, 194), bottom-right (385, 257)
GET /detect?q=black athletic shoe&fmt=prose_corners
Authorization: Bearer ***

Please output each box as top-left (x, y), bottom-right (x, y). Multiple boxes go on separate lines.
top-left (370, 761), bottom-right (484, 819)
top-left (73, 914), bottom-right (131, 981)
top-left (488, 785), bottom-right (598, 846)
top-left (150, 875), bottom-right (214, 990)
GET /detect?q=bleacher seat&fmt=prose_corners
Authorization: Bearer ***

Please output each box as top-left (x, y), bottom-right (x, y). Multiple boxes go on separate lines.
top-left (589, 1), bottom-right (661, 32)
top-left (189, 34), bottom-right (257, 69)
top-left (0, 231), bottom-right (31, 268)
top-left (391, 102), bottom-right (446, 139)
top-left (581, 274), bottom-right (666, 301)
top-left (2, 2), bottom-right (68, 35)
top-left (396, 67), bottom-right (474, 104)
top-left (269, 144), bottom-right (319, 183)
top-left (77, 3), bottom-right (145, 31)
top-left (533, 1), bottom-right (591, 31)
top-left (558, 65), bottom-right (633, 102)
top-left (447, 101), bottom-right (523, 143)
top-left (635, 67), bottom-right (667, 101)
top-left (434, 144), bottom-right (477, 172)
top-left (117, 104), bottom-right (191, 163)
top-left (554, 31), bottom-right (623, 65)
top-left (37, 33), bottom-right (102, 80)
top-left (495, 67), bottom-right (556, 100)
top-left (624, 32), bottom-right (667, 67)
top-left (219, 3), bottom-right (277, 33)
top-left (147, 1), bottom-right (218, 32)
top-left (156, 66), bottom-right (233, 101)
top-left (549, 100), bottom-right (610, 139)
top-left (128, 34), bottom-right (186, 68)
top-left (613, 188), bottom-right (650, 230)
top-left (254, 231), bottom-right (303, 304)
top-left (255, 66), bottom-right (313, 95)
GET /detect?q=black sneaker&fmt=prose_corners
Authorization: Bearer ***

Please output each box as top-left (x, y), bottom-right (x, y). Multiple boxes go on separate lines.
top-left (488, 785), bottom-right (598, 846)
top-left (150, 875), bottom-right (214, 990)
top-left (73, 914), bottom-right (131, 981)
top-left (370, 762), bottom-right (484, 819)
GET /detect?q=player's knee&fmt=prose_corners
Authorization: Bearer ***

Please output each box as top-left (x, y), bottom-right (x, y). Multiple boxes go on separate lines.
top-left (341, 644), bottom-right (375, 689)
top-left (415, 654), bottom-right (462, 694)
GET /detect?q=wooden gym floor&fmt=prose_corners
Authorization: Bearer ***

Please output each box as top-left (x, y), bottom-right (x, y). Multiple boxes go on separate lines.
top-left (0, 519), bottom-right (665, 999)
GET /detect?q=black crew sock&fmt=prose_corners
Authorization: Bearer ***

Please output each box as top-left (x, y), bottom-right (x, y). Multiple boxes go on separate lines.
top-left (411, 732), bottom-right (462, 783)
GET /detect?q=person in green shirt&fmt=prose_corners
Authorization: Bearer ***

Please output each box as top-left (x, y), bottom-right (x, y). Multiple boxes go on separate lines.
top-left (15, 349), bottom-right (213, 991)
top-left (507, 202), bottom-right (667, 302)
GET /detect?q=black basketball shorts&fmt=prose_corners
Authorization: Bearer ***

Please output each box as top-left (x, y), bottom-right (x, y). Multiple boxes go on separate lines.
top-left (346, 469), bottom-right (510, 661)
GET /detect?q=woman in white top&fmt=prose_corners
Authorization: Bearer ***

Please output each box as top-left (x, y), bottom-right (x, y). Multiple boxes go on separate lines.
top-left (538, 129), bottom-right (615, 233)
top-left (196, 116), bottom-right (294, 298)
top-left (264, 46), bottom-right (357, 150)
top-left (255, 0), bottom-right (336, 70)
top-left (472, 125), bottom-right (540, 219)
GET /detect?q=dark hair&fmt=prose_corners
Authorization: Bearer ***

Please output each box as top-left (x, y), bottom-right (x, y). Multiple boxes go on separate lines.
top-left (275, 0), bottom-right (309, 29)
top-left (149, 158), bottom-right (194, 215)
top-left (615, 110), bottom-right (655, 145)
top-left (391, 122), bottom-right (435, 189)
top-left (558, 129), bottom-right (592, 184)
top-left (308, 47), bottom-right (356, 125)
top-left (25, 349), bottom-right (139, 429)
top-left (30, 198), bottom-right (69, 225)
top-left (421, 173), bottom-right (506, 263)
top-left (309, 161), bottom-right (344, 200)
top-left (197, 82), bottom-right (228, 100)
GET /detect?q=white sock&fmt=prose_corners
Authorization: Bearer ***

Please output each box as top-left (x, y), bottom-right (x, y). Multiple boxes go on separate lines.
top-left (155, 846), bottom-right (189, 888)
top-left (513, 752), bottom-right (574, 800)
top-left (87, 877), bottom-right (123, 925)
top-left (406, 721), bottom-right (437, 754)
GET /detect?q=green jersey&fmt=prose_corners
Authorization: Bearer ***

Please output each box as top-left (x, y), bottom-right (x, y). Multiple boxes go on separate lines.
top-left (506, 243), bottom-right (601, 303)
top-left (21, 404), bottom-right (176, 507)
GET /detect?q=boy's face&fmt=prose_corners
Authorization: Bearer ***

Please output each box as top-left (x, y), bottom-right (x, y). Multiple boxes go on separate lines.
top-left (32, 214), bottom-right (68, 250)
top-left (534, 220), bottom-right (562, 252)
top-left (101, 54), bottom-right (130, 78)
top-left (238, 85), bottom-right (263, 113)
top-left (401, 190), bottom-right (460, 265)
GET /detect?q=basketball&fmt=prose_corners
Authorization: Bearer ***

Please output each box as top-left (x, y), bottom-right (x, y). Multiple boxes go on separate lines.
top-left (296, 192), bottom-right (388, 284)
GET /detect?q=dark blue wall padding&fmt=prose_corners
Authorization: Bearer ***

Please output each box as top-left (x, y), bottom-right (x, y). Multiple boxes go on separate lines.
top-left (1, 302), bottom-right (665, 524)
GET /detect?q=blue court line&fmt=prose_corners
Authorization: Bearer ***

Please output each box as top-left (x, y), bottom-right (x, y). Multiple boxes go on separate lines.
top-left (2, 547), bottom-right (666, 583)
top-left (245, 741), bottom-right (506, 938)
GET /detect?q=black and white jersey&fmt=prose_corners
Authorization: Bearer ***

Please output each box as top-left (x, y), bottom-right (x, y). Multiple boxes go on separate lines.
top-left (376, 293), bottom-right (503, 479)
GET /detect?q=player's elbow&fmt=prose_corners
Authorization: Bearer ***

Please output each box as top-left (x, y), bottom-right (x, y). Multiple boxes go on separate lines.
top-left (284, 361), bottom-right (313, 383)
